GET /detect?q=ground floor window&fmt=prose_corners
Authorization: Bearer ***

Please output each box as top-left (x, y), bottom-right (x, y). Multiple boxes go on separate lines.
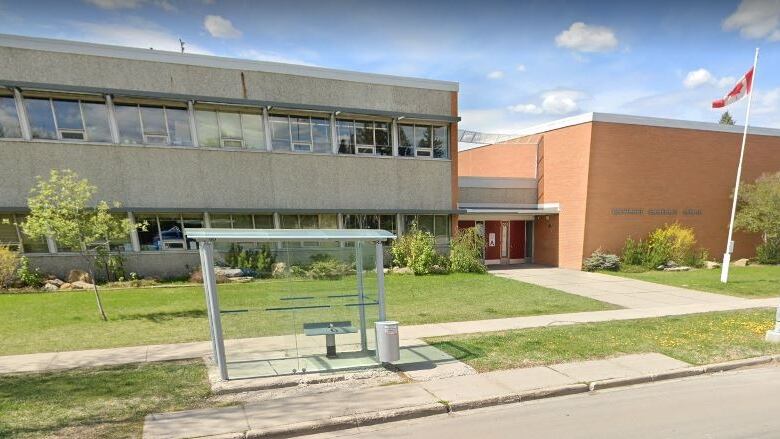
top-left (136, 213), bottom-right (204, 251)
top-left (403, 214), bottom-right (450, 246)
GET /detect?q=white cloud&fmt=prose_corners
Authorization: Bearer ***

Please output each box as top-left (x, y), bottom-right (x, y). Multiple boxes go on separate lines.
top-left (683, 68), bottom-right (736, 89)
top-left (72, 19), bottom-right (212, 54)
top-left (723, 0), bottom-right (780, 41)
top-left (84, 0), bottom-right (175, 11)
top-left (507, 103), bottom-right (542, 114)
top-left (487, 70), bottom-right (504, 79)
top-left (204, 15), bottom-right (242, 39)
top-left (555, 22), bottom-right (618, 52)
top-left (515, 64), bottom-right (526, 72)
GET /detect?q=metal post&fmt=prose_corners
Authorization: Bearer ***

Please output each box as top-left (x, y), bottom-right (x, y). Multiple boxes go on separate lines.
top-left (356, 241), bottom-right (368, 352)
top-left (721, 48), bottom-right (759, 283)
top-left (375, 241), bottom-right (386, 321)
top-left (199, 240), bottom-right (228, 380)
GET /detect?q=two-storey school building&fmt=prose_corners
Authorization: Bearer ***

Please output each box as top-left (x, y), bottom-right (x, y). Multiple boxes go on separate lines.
top-left (0, 34), bottom-right (459, 278)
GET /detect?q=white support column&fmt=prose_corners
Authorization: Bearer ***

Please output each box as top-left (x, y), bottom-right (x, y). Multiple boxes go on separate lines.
top-left (105, 94), bottom-right (120, 144)
top-left (263, 107), bottom-right (273, 152)
top-left (203, 211), bottom-right (212, 228)
top-left (46, 235), bottom-right (57, 254)
top-left (127, 212), bottom-right (141, 252)
top-left (330, 112), bottom-right (338, 154)
top-left (397, 213), bottom-right (404, 235)
top-left (391, 119), bottom-right (399, 157)
top-left (375, 241), bottom-right (386, 321)
top-left (199, 240), bottom-right (228, 380)
top-left (187, 100), bottom-right (199, 147)
top-left (356, 241), bottom-right (368, 352)
top-left (13, 88), bottom-right (31, 140)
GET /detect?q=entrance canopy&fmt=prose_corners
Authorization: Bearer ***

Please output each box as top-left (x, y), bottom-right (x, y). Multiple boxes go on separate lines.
top-left (186, 228), bottom-right (395, 381)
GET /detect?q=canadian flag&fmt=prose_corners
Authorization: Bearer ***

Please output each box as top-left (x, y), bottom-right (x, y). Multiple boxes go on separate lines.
top-left (712, 68), bottom-right (754, 108)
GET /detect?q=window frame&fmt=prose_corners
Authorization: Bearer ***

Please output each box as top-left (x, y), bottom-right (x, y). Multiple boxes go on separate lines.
top-left (0, 92), bottom-right (23, 139)
top-left (338, 118), bottom-right (392, 156)
top-left (116, 103), bottom-right (191, 147)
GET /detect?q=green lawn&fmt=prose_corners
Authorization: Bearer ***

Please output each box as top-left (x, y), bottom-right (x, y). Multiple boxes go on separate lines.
top-left (429, 309), bottom-right (779, 372)
top-left (606, 265), bottom-right (780, 298)
top-left (0, 360), bottom-right (215, 438)
top-left (0, 273), bottom-right (614, 355)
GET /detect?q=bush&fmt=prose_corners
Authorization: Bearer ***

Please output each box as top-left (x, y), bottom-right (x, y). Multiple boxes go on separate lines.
top-left (307, 258), bottom-right (354, 280)
top-left (646, 223), bottom-right (696, 268)
top-left (449, 227), bottom-right (486, 274)
top-left (16, 256), bottom-right (43, 288)
top-left (757, 239), bottom-right (780, 264)
top-left (225, 243), bottom-right (275, 277)
top-left (620, 237), bottom-right (647, 266)
top-left (391, 224), bottom-right (439, 275)
top-left (0, 246), bottom-right (18, 288)
top-left (583, 249), bottom-right (620, 272)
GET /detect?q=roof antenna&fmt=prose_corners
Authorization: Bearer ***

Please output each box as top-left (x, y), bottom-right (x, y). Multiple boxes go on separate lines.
top-left (179, 38), bottom-right (185, 54)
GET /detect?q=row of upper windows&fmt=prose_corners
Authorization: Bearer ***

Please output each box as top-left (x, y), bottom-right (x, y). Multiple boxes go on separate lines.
top-left (0, 89), bottom-right (451, 159)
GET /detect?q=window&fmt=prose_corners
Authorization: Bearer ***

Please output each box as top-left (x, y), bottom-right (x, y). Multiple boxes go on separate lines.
top-left (271, 114), bottom-right (331, 153)
top-left (115, 104), bottom-right (192, 146)
top-left (343, 213), bottom-right (396, 245)
top-left (25, 97), bottom-right (112, 142)
top-left (0, 214), bottom-right (20, 251)
top-left (399, 123), bottom-right (449, 158)
top-left (339, 119), bottom-right (392, 155)
top-left (0, 92), bottom-right (21, 138)
top-left (136, 213), bottom-right (203, 251)
top-left (195, 109), bottom-right (265, 149)
top-left (404, 214), bottom-right (450, 245)
top-left (14, 215), bottom-right (49, 253)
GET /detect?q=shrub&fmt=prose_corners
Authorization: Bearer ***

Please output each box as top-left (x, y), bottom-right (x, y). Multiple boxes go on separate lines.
top-left (583, 249), bottom-right (620, 272)
top-left (450, 227), bottom-right (486, 274)
top-left (307, 258), bottom-right (354, 280)
top-left (757, 239), bottom-right (780, 264)
top-left (0, 246), bottom-right (18, 288)
top-left (225, 243), bottom-right (275, 277)
top-left (646, 223), bottom-right (697, 268)
top-left (391, 224), bottom-right (439, 275)
top-left (620, 237), bottom-right (647, 266)
top-left (16, 256), bottom-right (43, 288)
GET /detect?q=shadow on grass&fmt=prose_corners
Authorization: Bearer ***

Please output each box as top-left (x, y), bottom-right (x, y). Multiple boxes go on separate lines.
top-left (428, 341), bottom-right (483, 362)
top-left (115, 309), bottom-right (207, 323)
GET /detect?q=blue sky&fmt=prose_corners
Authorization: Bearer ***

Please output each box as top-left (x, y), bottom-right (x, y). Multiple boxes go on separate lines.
top-left (2, 0), bottom-right (780, 133)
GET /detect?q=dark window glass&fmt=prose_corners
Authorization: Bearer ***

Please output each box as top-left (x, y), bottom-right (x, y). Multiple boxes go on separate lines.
top-left (25, 98), bottom-right (56, 140)
top-left (115, 105), bottom-right (143, 144)
top-left (312, 117), bottom-right (331, 153)
top-left (379, 214), bottom-right (396, 233)
top-left (417, 215), bottom-right (435, 234)
top-left (375, 122), bottom-right (391, 156)
top-left (281, 214), bottom-right (299, 229)
top-left (167, 107), bottom-right (192, 146)
top-left (415, 125), bottom-right (432, 156)
top-left (0, 96), bottom-right (22, 138)
top-left (135, 214), bottom-right (160, 251)
top-left (270, 115), bottom-right (291, 150)
top-left (336, 120), bottom-right (354, 154)
top-left (398, 124), bottom-right (414, 156)
top-left (82, 102), bottom-right (112, 142)
top-left (52, 100), bottom-right (83, 131)
top-left (433, 125), bottom-right (448, 158)
top-left (355, 121), bottom-right (373, 145)
top-left (253, 215), bottom-right (274, 229)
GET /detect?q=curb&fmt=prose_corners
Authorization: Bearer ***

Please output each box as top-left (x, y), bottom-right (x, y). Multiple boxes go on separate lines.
top-left (203, 356), bottom-right (779, 439)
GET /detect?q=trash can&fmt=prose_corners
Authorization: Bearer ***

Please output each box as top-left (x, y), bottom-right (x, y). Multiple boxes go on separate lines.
top-left (375, 321), bottom-right (400, 363)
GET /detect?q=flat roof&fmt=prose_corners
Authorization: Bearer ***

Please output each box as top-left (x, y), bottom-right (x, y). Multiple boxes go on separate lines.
top-left (0, 33), bottom-right (459, 92)
top-left (185, 228), bottom-right (396, 242)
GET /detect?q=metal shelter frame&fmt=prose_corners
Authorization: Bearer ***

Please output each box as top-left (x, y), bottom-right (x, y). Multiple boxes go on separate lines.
top-left (184, 228), bottom-right (396, 381)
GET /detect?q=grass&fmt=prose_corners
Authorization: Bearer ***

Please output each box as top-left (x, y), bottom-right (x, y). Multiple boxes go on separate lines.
top-left (428, 309), bottom-right (780, 372)
top-left (0, 360), bottom-right (215, 438)
top-left (0, 273), bottom-right (615, 355)
top-left (606, 265), bottom-right (780, 298)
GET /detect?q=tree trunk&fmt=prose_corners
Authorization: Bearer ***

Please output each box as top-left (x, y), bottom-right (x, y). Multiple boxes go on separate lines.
top-left (82, 255), bottom-right (108, 321)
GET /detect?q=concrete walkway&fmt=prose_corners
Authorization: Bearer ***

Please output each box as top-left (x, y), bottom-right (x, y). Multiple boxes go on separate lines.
top-left (142, 353), bottom-right (691, 439)
top-left (490, 266), bottom-right (748, 309)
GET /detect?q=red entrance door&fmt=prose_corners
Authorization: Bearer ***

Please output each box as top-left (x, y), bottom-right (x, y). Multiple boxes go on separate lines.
top-left (484, 221), bottom-right (501, 261)
top-left (509, 221), bottom-right (526, 260)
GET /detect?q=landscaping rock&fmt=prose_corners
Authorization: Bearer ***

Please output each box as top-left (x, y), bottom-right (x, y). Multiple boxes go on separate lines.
top-left (72, 280), bottom-right (96, 290)
top-left (663, 266), bottom-right (691, 272)
top-left (41, 283), bottom-right (59, 292)
top-left (66, 269), bottom-right (92, 284)
top-left (46, 278), bottom-right (64, 287)
top-left (59, 282), bottom-right (73, 290)
top-left (733, 258), bottom-right (750, 267)
top-left (214, 267), bottom-right (243, 278)
top-left (227, 276), bottom-right (253, 283)
top-left (272, 262), bottom-right (288, 277)
top-left (391, 267), bottom-right (413, 275)
top-left (704, 261), bottom-right (721, 269)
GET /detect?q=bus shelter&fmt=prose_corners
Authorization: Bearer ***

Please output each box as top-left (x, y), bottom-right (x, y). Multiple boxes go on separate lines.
top-left (185, 228), bottom-right (395, 381)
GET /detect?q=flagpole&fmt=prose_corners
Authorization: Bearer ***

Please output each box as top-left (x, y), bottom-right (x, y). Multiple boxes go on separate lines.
top-left (720, 47), bottom-right (759, 283)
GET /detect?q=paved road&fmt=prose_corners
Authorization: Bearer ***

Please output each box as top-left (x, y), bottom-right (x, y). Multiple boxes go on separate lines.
top-left (313, 366), bottom-right (780, 439)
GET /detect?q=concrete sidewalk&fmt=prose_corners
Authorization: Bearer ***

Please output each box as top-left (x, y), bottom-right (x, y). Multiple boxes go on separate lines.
top-left (1, 297), bottom-right (777, 375)
top-left (142, 353), bottom-right (692, 439)
top-left (491, 266), bottom-right (749, 309)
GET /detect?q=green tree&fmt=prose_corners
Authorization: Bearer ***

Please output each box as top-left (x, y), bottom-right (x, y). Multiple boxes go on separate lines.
top-left (22, 169), bottom-right (140, 321)
top-left (735, 172), bottom-right (780, 245)
top-left (719, 111), bottom-right (735, 125)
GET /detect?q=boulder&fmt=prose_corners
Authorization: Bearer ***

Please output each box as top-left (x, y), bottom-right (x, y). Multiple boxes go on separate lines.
top-left (391, 266), bottom-right (413, 275)
top-left (733, 258), bottom-right (750, 267)
top-left (214, 267), bottom-right (243, 278)
top-left (227, 276), bottom-right (253, 283)
top-left (42, 283), bottom-right (59, 292)
top-left (704, 261), bottom-right (721, 270)
top-left (46, 278), bottom-right (65, 287)
top-left (59, 282), bottom-right (73, 290)
top-left (272, 262), bottom-right (288, 278)
top-left (67, 269), bottom-right (92, 284)
top-left (663, 266), bottom-right (691, 272)
top-left (72, 280), bottom-right (96, 290)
